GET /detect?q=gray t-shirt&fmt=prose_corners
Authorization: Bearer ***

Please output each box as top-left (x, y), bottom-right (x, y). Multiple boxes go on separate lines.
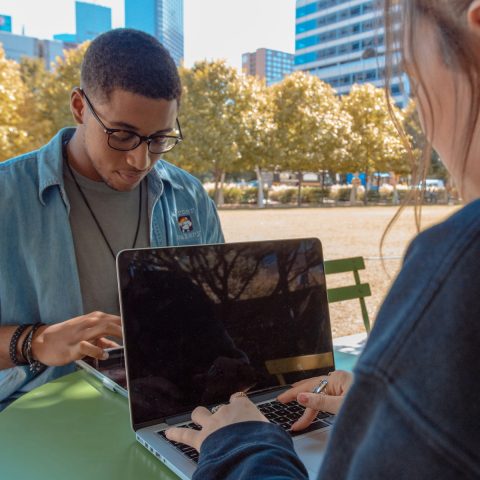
top-left (64, 161), bottom-right (149, 315)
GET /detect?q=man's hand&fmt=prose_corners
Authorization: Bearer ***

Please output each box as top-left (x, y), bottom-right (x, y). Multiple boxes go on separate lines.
top-left (277, 370), bottom-right (353, 432)
top-left (166, 393), bottom-right (268, 452)
top-left (31, 312), bottom-right (122, 366)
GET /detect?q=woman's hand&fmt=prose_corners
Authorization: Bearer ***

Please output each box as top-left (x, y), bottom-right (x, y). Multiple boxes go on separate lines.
top-left (166, 392), bottom-right (268, 452)
top-left (277, 370), bottom-right (353, 431)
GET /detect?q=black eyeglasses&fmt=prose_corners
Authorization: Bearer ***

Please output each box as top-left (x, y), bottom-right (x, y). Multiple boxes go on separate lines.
top-left (80, 88), bottom-right (183, 155)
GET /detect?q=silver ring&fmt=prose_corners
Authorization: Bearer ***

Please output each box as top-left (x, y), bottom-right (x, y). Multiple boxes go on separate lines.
top-left (211, 404), bottom-right (224, 414)
top-left (312, 379), bottom-right (328, 395)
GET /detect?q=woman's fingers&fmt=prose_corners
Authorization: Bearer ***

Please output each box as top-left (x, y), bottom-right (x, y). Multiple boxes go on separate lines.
top-left (166, 426), bottom-right (201, 451)
top-left (191, 406), bottom-right (213, 425)
top-left (297, 392), bottom-right (344, 414)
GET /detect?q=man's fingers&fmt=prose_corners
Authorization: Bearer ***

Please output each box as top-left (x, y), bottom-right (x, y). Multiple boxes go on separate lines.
top-left (85, 322), bottom-right (123, 341)
top-left (191, 406), bottom-right (212, 425)
top-left (165, 427), bottom-right (199, 450)
top-left (297, 392), bottom-right (343, 414)
top-left (78, 340), bottom-right (108, 360)
top-left (96, 338), bottom-right (121, 349)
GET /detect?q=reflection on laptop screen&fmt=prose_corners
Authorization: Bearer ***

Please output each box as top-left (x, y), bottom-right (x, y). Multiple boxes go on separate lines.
top-left (117, 238), bottom-right (334, 427)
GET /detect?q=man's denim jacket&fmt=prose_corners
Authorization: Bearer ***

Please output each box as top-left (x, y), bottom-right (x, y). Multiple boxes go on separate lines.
top-left (0, 128), bottom-right (224, 409)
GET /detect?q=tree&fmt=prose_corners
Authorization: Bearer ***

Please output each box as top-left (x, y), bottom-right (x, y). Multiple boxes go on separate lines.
top-left (341, 83), bottom-right (408, 204)
top-left (18, 57), bottom-right (51, 151)
top-left (0, 46), bottom-right (29, 162)
top-left (169, 60), bottom-right (245, 205)
top-left (38, 42), bottom-right (89, 138)
top-left (402, 99), bottom-right (448, 181)
top-left (270, 71), bottom-right (352, 205)
top-left (234, 75), bottom-right (276, 207)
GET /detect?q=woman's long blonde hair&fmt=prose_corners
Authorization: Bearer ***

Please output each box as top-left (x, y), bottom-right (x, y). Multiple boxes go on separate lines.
top-left (381, 0), bottom-right (480, 249)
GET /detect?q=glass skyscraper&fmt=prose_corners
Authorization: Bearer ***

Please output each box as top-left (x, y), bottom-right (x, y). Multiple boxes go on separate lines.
top-left (125, 0), bottom-right (184, 66)
top-left (76, 1), bottom-right (112, 43)
top-left (295, 0), bottom-right (408, 106)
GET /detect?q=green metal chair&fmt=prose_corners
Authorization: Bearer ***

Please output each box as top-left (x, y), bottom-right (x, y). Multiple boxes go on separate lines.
top-left (324, 256), bottom-right (371, 333)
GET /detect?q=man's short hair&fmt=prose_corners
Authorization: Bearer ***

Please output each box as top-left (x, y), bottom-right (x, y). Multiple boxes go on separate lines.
top-left (81, 28), bottom-right (181, 103)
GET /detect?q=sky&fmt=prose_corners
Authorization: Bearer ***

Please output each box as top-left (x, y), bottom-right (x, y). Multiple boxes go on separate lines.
top-left (0, 0), bottom-right (296, 70)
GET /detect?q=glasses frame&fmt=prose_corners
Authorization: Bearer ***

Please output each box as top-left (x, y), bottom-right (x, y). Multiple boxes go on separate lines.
top-left (79, 88), bottom-right (183, 154)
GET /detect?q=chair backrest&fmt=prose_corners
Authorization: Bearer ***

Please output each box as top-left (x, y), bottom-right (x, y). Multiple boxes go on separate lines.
top-left (324, 256), bottom-right (371, 333)
top-left (265, 352), bottom-right (335, 386)
top-left (264, 257), bottom-right (371, 384)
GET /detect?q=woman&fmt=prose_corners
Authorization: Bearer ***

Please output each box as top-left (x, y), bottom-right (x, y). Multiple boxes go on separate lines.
top-left (167, 1), bottom-right (480, 477)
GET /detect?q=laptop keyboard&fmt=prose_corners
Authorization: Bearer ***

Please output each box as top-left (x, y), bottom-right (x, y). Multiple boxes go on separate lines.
top-left (156, 400), bottom-right (334, 463)
top-left (158, 424), bottom-right (201, 463)
top-left (258, 399), bottom-right (334, 436)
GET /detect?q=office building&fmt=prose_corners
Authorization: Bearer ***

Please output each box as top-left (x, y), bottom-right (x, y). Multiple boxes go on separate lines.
top-left (0, 14), bottom-right (12, 33)
top-left (125, 0), bottom-right (184, 65)
top-left (295, 0), bottom-right (408, 106)
top-left (242, 48), bottom-right (294, 86)
top-left (76, 1), bottom-right (112, 42)
top-left (53, 33), bottom-right (77, 43)
top-left (0, 31), bottom-right (64, 70)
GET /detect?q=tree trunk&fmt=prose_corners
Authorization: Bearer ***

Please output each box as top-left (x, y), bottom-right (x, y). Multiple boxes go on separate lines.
top-left (350, 184), bottom-right (357, 205)
top-left (363, 165), bottom-right (369, 206)
top-left (214, 170), bottom-right (225, 206)
top-left (392, 186), bottom-right (399, 205)
top-left (320, 170), bottom-right (325, 204)
top-left (297, 171), bottom-right (302, 207)
top-left (255, 165), bottom-right (265, 209)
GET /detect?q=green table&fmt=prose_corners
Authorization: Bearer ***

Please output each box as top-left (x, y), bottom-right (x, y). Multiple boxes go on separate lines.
top-left (0, 350), bottom-right (359, 480)
top-left (0, 370), bottom-right (177, 480)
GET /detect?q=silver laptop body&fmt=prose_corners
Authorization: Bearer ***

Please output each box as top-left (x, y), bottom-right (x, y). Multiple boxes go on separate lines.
top-left (117, 238), bottom-right (336, 479)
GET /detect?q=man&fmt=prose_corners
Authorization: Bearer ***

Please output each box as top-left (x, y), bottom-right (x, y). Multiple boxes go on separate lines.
top-left (0, 29), bottom-right (224, 409)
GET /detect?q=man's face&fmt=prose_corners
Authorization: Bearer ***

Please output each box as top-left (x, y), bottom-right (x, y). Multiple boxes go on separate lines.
top-left (76, 89), bottom-right (178, 192)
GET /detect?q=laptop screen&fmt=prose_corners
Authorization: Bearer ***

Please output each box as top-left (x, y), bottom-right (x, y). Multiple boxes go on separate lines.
top-left (117, 238), bottom-right (334, 428)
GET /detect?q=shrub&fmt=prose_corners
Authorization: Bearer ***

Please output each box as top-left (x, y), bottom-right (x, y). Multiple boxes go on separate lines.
top-left (269, 186), bottom-right (297, 204)
top-left (301, 187), bottom-right (330, 204)
top-left (379, 184), bottom-right (394, 199)
top-left (223, 186), bottom-right (243, 204)
top-left (329, 185), bottom-right (352, 202)
top-left (241, 187), bottom-right (261, 204)
top-left (366, 189), bottom-right (381, 202)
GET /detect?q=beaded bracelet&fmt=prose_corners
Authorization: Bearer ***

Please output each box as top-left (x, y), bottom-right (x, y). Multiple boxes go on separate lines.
top-left (22, 322), bottom-right (47, 374)
top-left (21, 324), bottom-right (35, 365)
top-left (9, 324), bottom-right (31, 366)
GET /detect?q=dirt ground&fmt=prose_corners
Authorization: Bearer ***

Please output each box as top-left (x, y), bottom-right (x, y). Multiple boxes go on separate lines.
top-left (218, 205), bottom-right (460, 338)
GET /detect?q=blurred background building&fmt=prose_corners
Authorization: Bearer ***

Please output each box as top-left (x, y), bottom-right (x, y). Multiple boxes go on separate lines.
top-left (0, 14), bottom-right (12, 33)
top-left (125, 0), bottom-right (184, 65)
top-left (75, 1), bottom-right (112, 42)
top-left (54, 1), bottom-right (111, 44)
top-left (242, 48), bottom-right (294, 86)
top-left (294, 0), bottom-right (408, 106)
top-left (0, 29), bottom-right (64, 69)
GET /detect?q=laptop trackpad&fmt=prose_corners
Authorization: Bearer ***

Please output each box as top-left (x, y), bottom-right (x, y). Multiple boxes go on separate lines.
top-left (294, 428), bottom-right (330, 479)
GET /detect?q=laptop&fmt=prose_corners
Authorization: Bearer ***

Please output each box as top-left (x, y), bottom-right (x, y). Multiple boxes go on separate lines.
top-left (117, 238), bottom-right (336, 480)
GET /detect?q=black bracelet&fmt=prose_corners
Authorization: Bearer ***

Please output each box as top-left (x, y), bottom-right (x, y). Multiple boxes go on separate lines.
top-left (21, 324), bottom-right (35, 365)
top-left (23, 322), bottom-right (47, 374)
top-left (9, 324), bottom-right (31, 366)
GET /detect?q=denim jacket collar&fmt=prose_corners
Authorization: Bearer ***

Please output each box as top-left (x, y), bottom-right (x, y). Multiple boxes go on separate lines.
top-left (37, 127), bottom-right (183, 208)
